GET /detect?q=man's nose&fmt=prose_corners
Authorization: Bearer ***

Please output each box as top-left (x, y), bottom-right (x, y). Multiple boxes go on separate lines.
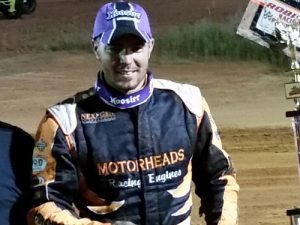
top-left (119, 48), bottom-right (133, 64)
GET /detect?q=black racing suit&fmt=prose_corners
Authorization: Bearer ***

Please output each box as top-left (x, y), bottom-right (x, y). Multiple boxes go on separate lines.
top-left (29, 76), bottom-right (239, 225)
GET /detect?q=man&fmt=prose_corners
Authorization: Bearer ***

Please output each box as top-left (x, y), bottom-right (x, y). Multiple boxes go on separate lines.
top-left (28, 1), bottom-right (239, 225)
top-left (0, 121), bottom-right (34, 225)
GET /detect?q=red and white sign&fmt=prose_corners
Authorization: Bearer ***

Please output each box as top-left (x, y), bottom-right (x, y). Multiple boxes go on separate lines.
top-left (237, 0), bottom-right (300, 57)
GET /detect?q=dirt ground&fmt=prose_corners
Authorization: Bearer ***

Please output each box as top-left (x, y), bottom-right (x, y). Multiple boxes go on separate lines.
top-left (1, 0), bottom-right (300, 224)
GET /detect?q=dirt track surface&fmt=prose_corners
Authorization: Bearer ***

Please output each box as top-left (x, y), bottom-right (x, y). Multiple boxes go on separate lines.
top-left (0, 0), bottom-right (249, 52)
top-left (1, 0), bottom-right (300, 224)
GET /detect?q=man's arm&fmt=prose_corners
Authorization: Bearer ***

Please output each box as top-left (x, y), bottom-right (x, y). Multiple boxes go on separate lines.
top-left (192, 98), bottom-right (239, 225)
top-left (28, 116), bottom-right (109, 225)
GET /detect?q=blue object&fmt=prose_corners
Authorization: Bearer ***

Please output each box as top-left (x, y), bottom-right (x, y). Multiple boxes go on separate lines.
top-left (0, 121), bottom-right (34, 225)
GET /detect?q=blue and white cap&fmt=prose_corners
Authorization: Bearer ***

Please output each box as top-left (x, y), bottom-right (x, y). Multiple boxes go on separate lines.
top-left (92, 1), bottom-right (153, 44)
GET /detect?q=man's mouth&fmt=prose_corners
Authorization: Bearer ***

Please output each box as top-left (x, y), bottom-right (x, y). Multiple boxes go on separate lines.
top-left (118, 70), bottom-right (137, 75)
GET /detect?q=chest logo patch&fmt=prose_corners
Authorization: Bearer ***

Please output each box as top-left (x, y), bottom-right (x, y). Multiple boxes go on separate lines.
top-left (81, 112), bottom-right (116, 124)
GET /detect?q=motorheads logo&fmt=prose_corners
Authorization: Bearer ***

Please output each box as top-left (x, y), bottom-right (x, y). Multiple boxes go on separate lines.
top-left (97, 149), bottom-right (185, 176)
top-left (81, 111), bottom-right (116, 124)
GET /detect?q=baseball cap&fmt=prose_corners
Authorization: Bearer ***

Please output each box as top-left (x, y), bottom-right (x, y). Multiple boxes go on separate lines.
top-left (92, 1), bottom-right (153, 44)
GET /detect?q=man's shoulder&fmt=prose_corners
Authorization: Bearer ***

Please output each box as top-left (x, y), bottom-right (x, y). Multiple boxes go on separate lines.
top-left (0, 121), bottom-right (34, 151)
top-left (49, 86), bottom-right (96, 117)
top-left (59, 87), bottom-right (96, 105)
top-left (153, 78), bottom-right (199, 90)
top-left (47, 87), bottom-right (96, 135)
top-left (153, 78), bottom-right (203, 117)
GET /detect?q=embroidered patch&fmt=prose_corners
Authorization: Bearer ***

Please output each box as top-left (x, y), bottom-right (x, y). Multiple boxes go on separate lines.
top-left (81, 112), bottom-right (116, 124)
top-left (35, 139), bottom-right (48, 151)
top-left (106, 9), bottom-right (141, 20)
top-left (37, 176), bottom-right (45, 184)
top-left (33, 175), bottom-right (46, 185)
top-left (32, 156), bottom-right (47, 173)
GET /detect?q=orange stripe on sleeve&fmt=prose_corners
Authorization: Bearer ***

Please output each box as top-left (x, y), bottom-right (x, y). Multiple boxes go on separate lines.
top-left (32, 116), bottom-right (59, 185)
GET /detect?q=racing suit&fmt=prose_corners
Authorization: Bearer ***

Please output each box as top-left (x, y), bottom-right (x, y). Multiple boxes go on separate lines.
top-left (28, 72), bottom-right (239, 225)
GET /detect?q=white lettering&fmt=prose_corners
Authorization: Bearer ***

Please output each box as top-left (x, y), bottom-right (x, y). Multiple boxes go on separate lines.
top-left (148, 169), bottom-right (182, 184)
top-left (110, 95), bottom-right (140, 105)
top-left (106, 9), bottom-right (141, 20)
top-left (108, 178), bottom-right (141, 188)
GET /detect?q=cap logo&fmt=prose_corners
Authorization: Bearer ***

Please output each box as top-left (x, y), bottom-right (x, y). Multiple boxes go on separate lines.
top-left (106, 9), bottom-right (141, 21)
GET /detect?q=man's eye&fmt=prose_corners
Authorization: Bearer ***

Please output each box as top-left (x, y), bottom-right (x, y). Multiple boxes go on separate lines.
top-left (107, 47), bottom-right (121, 53)
top-left (106, 44), bottom-right (145, 54)
top-left (132, 45), bottom-right (144, 52)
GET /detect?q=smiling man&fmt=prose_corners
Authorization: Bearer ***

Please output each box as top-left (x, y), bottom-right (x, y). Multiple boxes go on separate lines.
top-left (95, 34), bottom-right (154, 94)
top-left (28, 1), bottom-right (239, 225)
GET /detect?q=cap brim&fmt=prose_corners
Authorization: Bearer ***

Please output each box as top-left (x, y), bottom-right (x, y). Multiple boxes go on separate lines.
top-left (101, 27), bottom-right (150, 45)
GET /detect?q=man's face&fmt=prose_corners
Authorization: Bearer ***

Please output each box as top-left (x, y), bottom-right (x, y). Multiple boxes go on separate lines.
top-left (97, 34), bottom-right (154, 93)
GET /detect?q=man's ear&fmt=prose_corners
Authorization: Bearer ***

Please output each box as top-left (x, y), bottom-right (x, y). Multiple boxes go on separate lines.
top-left (148, 38), bottom-right (155, 59)
top-left (91, 39), bottom-right (101, 60)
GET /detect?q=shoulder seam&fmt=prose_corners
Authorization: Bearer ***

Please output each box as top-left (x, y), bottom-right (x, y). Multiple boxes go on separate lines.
top-left (47, 87), bottom-right (96, 135)
top-left (153, 79), bottom-right (203, 117)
